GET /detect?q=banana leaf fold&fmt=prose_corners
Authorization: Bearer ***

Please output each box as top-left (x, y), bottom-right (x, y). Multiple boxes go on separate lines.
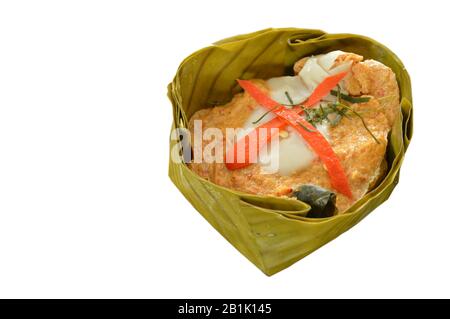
top-left (167, 28), bottom-right (413, 276)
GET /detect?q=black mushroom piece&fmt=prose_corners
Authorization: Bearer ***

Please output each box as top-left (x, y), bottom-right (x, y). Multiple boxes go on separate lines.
top-left (292, 184), bottom-right (338, 218)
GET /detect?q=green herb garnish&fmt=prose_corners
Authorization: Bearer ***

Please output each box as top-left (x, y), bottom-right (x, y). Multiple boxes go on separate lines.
top-left (331, 86), bottom-right (380, 144)
top-left (285, 91), bottom-right (294, 105)
top-left (252, 106), bottom-right (278, 125)
top-left (250, 87), bottom-right (378, 143)
top-left (296, 121), bottom-right (316, 132)
top-left (330, 90), bottom-right (371, 103)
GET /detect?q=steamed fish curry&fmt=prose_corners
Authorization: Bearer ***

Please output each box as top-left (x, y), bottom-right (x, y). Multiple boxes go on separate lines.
top-left (187, 51), bottom-right (400, 215)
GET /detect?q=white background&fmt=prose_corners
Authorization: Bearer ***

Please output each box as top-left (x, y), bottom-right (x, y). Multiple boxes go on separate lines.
top-left (0, 0), bottom-right (448, 298)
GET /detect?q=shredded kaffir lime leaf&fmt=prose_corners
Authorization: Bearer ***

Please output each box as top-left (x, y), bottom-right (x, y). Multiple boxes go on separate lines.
top-left (330, 90), bottom-right (371, 103)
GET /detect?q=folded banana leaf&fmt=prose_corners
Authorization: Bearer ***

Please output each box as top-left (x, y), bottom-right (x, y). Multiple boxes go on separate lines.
top-left (167, 28), bottom-right (413, 276)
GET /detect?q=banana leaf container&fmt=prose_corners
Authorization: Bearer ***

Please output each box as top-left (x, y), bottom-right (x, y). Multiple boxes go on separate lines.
top-left (167, 28), bottom-right (413, 276)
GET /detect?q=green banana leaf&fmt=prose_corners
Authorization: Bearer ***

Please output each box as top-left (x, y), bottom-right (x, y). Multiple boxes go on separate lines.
top-left (167, 28), bottom-right (413, 276)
